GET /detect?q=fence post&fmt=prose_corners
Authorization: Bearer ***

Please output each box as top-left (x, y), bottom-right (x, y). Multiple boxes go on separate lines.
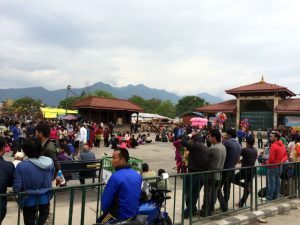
top-left (297, 162), bottom-right (300, 197)
top-left (181, 174), bottom-right (186, 225)
top-left (254, 166), bottom-right (258, 211)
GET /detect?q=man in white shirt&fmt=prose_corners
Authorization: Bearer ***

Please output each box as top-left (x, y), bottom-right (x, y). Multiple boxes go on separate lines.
top-left (79, 123), bottom-right (87, 153)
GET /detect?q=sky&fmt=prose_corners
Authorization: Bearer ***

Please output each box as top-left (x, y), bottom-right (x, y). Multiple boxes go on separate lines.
top-left (1, 0), bottom-right (300, 99)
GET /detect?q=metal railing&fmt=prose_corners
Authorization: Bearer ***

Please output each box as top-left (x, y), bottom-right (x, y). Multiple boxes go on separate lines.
top-left (144, 162), bottom-right (300, 225)
top-left (1, 183), bottom-right (104, 225)
top-left (1, 162), bottom-right (300, 225)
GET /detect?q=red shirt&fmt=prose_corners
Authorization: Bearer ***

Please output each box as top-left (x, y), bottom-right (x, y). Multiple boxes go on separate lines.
top-left (50, 129), bottom-right (58, 140)
top-left (267, 140), bottom-right (287, 165)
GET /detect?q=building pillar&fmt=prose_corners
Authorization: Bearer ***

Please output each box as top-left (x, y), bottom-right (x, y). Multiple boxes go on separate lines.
top-left (236, 98), bottom-right (240, 130)
top-left (273, 97), bottom-right (279, 129)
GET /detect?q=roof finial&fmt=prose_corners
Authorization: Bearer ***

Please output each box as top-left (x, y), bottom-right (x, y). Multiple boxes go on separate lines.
top-left (260, 74), bottom-right (265, 83)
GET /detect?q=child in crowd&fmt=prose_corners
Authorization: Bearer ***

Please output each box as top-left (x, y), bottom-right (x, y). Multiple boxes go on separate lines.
top-left (157, 168), bottom-right (169, 190)
top-left (137, 134), bottom-right (144, 145)
top-left (130, 135), bottom-right (139, 148)
top-left (145, 133), bottom-right (152, 143)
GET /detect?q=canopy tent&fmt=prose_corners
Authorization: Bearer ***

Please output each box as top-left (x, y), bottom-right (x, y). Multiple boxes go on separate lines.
top-left (131, 113), bottom-right (171, 123)
top-left (41, 107), bottom-right (78, 119)
top-left (63, 115), bottom-right (78, 121)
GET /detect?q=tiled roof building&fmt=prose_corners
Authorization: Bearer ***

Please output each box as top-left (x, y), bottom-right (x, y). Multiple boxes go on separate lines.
top-left (196, 76), bottom-right (300, 130)
top-left (73, 97), bottom-right (144, 130)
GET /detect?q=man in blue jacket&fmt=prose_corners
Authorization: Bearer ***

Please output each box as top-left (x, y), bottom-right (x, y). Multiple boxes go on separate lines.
top-left (98, 148), bottom-right (142, 223)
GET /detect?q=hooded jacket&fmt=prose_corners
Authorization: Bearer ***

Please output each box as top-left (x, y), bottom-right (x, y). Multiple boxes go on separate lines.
top-left (267, 140), bottom-right (288, 166)
top-left (13, 156), bottom-right (54, 207)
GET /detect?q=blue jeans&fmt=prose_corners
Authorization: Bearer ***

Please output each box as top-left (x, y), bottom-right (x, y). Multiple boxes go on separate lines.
top-left (267, 167), bottom-right (282, 201)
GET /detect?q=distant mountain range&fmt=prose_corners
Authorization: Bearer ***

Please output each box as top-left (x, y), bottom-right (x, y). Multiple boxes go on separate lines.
top-left (0, 82), bottom-right (223, 106)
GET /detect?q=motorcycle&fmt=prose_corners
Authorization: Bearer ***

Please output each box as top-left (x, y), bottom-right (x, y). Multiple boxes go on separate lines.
top-left (138, 173), bottom-right (172, 225)
top-left (95, 173), bottom-right (172, 225)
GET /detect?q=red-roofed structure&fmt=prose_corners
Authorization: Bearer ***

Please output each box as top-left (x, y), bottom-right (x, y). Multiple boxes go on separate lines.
top-left (196, 76), bottom-right (300, 131)
top-left (226, 79), bottom-right (295, 98)
top-left (276, 99), bottom-right (300, 113)
top-left (73, 97), bottom-right (144, 130)
top-left (196, 100), bottom-right (237, 113)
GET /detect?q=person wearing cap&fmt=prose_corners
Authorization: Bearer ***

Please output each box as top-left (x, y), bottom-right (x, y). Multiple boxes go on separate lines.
top-left (267, 131), bottom-right (287, 201)
top-left (233, 136), bottom-right (257, 207)
top-left (0, 136), bottom-right (15, 224)
top-left (13, 151), bottom-right (25, 167)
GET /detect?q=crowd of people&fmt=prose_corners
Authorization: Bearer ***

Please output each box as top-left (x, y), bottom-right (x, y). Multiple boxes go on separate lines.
top-left (170, 125), bottom-right (298, 218)
top-left (1, 116), bottom-right (300, 224)
top-left (0, 118), bottom-right (152, 225)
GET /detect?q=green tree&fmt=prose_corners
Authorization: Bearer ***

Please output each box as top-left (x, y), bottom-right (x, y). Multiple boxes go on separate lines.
top-left (11, 97), bottom-right (42, 118)
top-left (92, 90), bottom-right (116, 98)
top-left (156, 100), bottom-right (176, 118)
top-left (146, 98), bottom-right (162, 113)
top-left (128, 95), bottom-right (147, 110)
top-left (175, 96), bottom-right (208, 116)
top-left (58, 96), bottom-right (82, 109)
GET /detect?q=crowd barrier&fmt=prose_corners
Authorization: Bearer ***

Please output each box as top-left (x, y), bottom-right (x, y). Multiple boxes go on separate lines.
top-left (1, 162), bottom-right (299, 225)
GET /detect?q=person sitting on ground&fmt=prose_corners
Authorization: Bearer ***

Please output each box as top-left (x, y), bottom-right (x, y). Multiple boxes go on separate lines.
top-left (137, 134), bottom-right (144, 145)
top-left (124, 131), bottom-right (131, 147)
top-left (78, 144), bottom-right (96, 184)
top-left (155, 133), bottom-right (161, 142)
top-left (13, 151), bottom-right (25, 167)
top-left (97, 148), bottom-right (142, 223)
top-left (161, 130), bottom-right (168, 142)
top-left (145, 133), bottom-right (152, 143)
top-left (118, 139), bottom-right (128, 149)
top-left (130, 135), bottom-right (138, 148)
top-left (117, 133), bottom-right (123, 144)
top-left (109, 134), bottom-right (118, 150)
top-left (157, 168), bottom-right (169, 190)
top-left (142, 163), bottom-right (157, 186)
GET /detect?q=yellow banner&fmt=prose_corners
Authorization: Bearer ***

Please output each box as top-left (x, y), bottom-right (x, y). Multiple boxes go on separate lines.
top-left (41, 107), bottom-right (78, 119)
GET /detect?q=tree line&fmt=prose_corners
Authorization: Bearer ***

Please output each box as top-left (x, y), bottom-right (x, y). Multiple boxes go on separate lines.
top-left (1, 90), bottom-right (209, 119)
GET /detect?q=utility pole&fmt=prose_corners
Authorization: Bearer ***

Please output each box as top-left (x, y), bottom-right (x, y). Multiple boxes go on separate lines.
top-left (65, 84), bottom-right (71, 115)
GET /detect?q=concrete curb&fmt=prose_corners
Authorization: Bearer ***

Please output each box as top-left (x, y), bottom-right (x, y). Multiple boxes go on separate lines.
top-left (209, 200), bottom-right (300, 225)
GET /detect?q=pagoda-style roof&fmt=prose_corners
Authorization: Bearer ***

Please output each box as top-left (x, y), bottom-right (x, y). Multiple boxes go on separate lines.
top-left (73, 96), bottom-right (144, 112)
top-left (276, 99), bottom-right (300, 113)
top-left (225, 77), bottom-right (295, 98)
top-left (196, 100), bottom-right (237, 113)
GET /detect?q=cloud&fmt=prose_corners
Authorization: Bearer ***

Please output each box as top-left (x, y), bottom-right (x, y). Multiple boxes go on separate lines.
top-left (1, 0), bottom-right (300, 98)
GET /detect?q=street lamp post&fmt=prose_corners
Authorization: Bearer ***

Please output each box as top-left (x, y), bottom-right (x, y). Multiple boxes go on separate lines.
top-left (65, 84), bottom-right (71, 116)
